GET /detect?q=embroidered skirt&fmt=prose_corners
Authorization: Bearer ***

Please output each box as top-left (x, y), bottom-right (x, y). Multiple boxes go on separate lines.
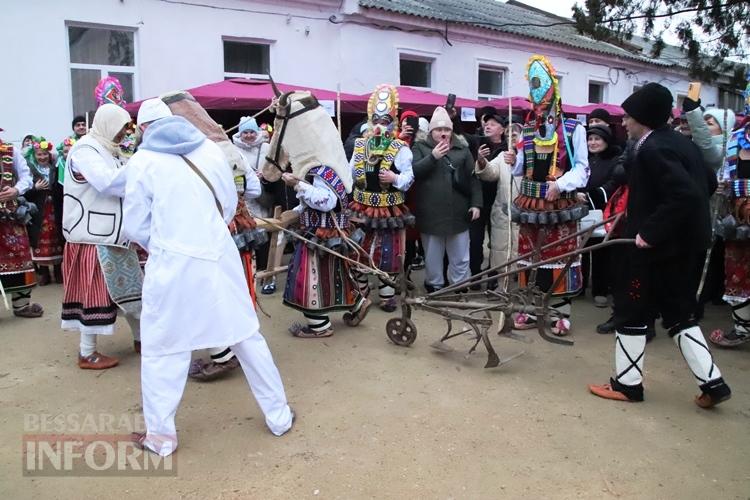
top-left (61, 243), bottom-right (117, 335)
top-left (0, 219), bottom-right (36, 294)
top-left (283, 239), bottom-right (360, 314)
top-left (723, 240), bottom-right (750, 305)
top-left (517, 221), bottom-right (582, 297)
top-left (32, 197), bottom-right (63, 265)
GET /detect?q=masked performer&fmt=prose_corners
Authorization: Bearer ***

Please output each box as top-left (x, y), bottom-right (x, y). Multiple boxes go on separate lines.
top-left (509, 55), bottom-right (590, 336)
top-left (349, 85), bottom-right (414, 311)
top-left (710, 114), bottom-right (750, 347)
top-left (262, 90), bottom-right (370, 338)
top-left (0, 129), bottom-right (42, 317)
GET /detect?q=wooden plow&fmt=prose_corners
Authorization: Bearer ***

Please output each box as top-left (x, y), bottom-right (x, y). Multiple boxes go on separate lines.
top-left (385, 213), bottom-right (634, 368)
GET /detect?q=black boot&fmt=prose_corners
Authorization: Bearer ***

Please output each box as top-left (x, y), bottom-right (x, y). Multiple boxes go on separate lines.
top-left (596, 315), bottom-right (616, 334)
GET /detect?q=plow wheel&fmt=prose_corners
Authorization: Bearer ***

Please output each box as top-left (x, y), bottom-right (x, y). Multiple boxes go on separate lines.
top-left (386, 317), bottom-right (417, 346)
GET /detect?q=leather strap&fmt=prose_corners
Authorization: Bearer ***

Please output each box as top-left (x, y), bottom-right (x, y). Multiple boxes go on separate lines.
top-left (181, 155), bottom-right (223, 217)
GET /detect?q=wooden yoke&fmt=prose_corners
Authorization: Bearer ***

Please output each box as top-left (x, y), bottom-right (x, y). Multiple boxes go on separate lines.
top-left (254, 206), bottom-right (297, 283)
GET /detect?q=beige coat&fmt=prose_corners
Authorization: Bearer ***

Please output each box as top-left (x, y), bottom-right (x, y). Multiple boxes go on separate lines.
top-left (476, 153), bottom-right (519, 269)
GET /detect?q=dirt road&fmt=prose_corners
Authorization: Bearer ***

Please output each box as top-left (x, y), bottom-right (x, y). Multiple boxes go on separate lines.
top-left (1, 283), bottom-right (748, 499)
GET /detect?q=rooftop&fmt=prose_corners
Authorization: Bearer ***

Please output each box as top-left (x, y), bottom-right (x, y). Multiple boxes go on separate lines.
top-left (358, 0), bottom-right (676, 67)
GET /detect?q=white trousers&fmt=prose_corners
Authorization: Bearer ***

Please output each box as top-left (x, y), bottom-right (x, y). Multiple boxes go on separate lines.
top-left (141, 331), bottom-right (292, 456)
top-left (421, 231), bottom-right (471, 287)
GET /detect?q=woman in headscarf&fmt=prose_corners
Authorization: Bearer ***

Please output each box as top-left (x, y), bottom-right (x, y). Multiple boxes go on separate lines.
top-left (61, 103), bottom-right (141, 370)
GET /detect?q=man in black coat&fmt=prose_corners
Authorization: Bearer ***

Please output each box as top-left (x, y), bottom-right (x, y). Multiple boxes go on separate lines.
top-left (589, 83), bottom-right (731, 409)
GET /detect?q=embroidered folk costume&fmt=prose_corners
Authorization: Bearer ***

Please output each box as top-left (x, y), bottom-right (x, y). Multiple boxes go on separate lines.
top-left (510, 55), bottom-right (590, 336)
top-left (589, 83), bottom-right (731, 408)
top-left (61, 104), bottom-right (141, 369)
top-left (25, 139), bottom-right (64, 284)
top-left (262, 90), bottom-right (370, 338)
top-left (349, 85), bottom-right (414, 311)
top-left (0, 135), bottom-right (43, 317)
top-left (710, 120), bottom-right (750, 347)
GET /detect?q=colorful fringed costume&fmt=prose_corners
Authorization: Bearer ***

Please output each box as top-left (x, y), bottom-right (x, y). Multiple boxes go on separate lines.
top-left (711, 121), bottom-right (750, 347)
top-left (510, 56), bottom-right (590, 335)
top-left (349, 85), bottom-right (414, 310)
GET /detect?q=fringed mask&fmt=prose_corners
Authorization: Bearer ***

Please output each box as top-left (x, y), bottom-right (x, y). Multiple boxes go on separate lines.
top-left (367, 84), bottom-right (399, 152)
top-left (526, 55), bottom-right (561, 143)
top-left (95, 76), bottom-right (125, 107)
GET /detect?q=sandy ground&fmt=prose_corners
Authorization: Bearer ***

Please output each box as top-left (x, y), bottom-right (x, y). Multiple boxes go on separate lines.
top-left (1, 281), bottom-right (749, 499)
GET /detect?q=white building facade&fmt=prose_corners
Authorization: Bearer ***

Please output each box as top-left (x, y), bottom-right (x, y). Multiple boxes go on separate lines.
top-left (1, 0), bottom-right (740, 143)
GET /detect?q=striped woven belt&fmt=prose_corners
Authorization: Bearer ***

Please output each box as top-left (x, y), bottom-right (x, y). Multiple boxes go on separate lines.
top-left (520, 178), bottom-right (575, 199)
top-left (353, 188), bottom-right (405, 207)
top-left (732, 179), bottom-right (750, 197)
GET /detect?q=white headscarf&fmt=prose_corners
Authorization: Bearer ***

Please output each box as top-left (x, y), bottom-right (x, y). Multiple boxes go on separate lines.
top-left (88, 104), bottom-right (132, 155)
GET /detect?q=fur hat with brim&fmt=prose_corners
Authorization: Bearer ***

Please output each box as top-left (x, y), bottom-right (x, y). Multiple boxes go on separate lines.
top-left (429, 106), bottom-right (453, 132)
top-left (621, 83), bottom-right (673, 129)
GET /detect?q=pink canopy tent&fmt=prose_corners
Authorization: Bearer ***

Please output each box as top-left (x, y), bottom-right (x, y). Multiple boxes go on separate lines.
top-left (578, 103), bottom-right (625, 117)
top-left (488, 97), bottom-right (590, 118)
top-left (125, 78), bottom-right (368, 115)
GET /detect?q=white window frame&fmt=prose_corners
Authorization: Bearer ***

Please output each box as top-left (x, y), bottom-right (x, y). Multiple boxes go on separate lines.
top-left (397, 48), bottom-right (438, 89)
top-left (476, 62), bottom-right (508, 100)
top-left (222, 36), bottom-right (274, 79)
top-left (587, 79), bottom-right (608, 104)
top-left (555, 71), bottom-right (567, 94)
top-left (65, 21), bottom-right (139, 118)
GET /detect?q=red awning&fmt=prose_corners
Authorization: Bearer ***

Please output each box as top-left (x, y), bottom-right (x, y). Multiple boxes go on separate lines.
top-left (125, 78), bottom-right (368, 115)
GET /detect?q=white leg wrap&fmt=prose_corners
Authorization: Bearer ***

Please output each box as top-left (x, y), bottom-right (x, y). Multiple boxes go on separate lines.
top-left (208, 346), bottom-right (235, 363)
top-left (733, 301), bottom-right (750, 334)
top-left (674, 326), bottom-right (721, 386)
top-left (378, 285), bottom-right (395, 300)
top-left (615, 331), bottom-right (645, 387)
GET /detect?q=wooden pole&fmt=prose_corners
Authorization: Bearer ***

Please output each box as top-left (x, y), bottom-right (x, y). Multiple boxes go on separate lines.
top-left (336, 83), bottom-right (342, 135)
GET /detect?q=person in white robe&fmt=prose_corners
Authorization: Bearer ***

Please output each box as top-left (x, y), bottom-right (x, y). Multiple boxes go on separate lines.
top-left (123, 112), bottom-right (293, 456)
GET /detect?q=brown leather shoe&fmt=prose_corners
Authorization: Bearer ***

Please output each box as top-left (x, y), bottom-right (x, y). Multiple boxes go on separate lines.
top-left (588, 383), bottom-right (636, 402)
top-left (78, 352), bottom-right (119, 370)
top-left (188, 356), bottom-right (240, 381)
top-left (343, 298), bottom-right (372, 327)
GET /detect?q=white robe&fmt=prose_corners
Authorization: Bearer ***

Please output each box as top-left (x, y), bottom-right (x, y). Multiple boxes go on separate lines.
top-left (123, 139), bottom-right (259, 357)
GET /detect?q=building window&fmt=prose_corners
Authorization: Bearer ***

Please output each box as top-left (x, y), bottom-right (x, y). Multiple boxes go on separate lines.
top-left (719, 88), bottom-right (744, 112)
top-left (400, 56), bottom-right (432, 88)
top-left (478, 67), bottom-right (505, 99)
top-left (223, 40), bottom-right (270, 77)
top-left (556, 75), bottom-right (563, 93)
top-left (68, 25), bottom-right (136, 117)
top-left (588, 81), bottom-right (606, 104)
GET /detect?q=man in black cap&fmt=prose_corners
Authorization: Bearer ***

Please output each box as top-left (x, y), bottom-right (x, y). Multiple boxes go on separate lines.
top-left (589, 83), bottom-right (731, 408)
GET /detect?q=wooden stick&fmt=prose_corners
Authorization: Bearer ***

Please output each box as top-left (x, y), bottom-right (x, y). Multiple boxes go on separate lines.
top-left (336, 84), bottom-right (342, 135)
